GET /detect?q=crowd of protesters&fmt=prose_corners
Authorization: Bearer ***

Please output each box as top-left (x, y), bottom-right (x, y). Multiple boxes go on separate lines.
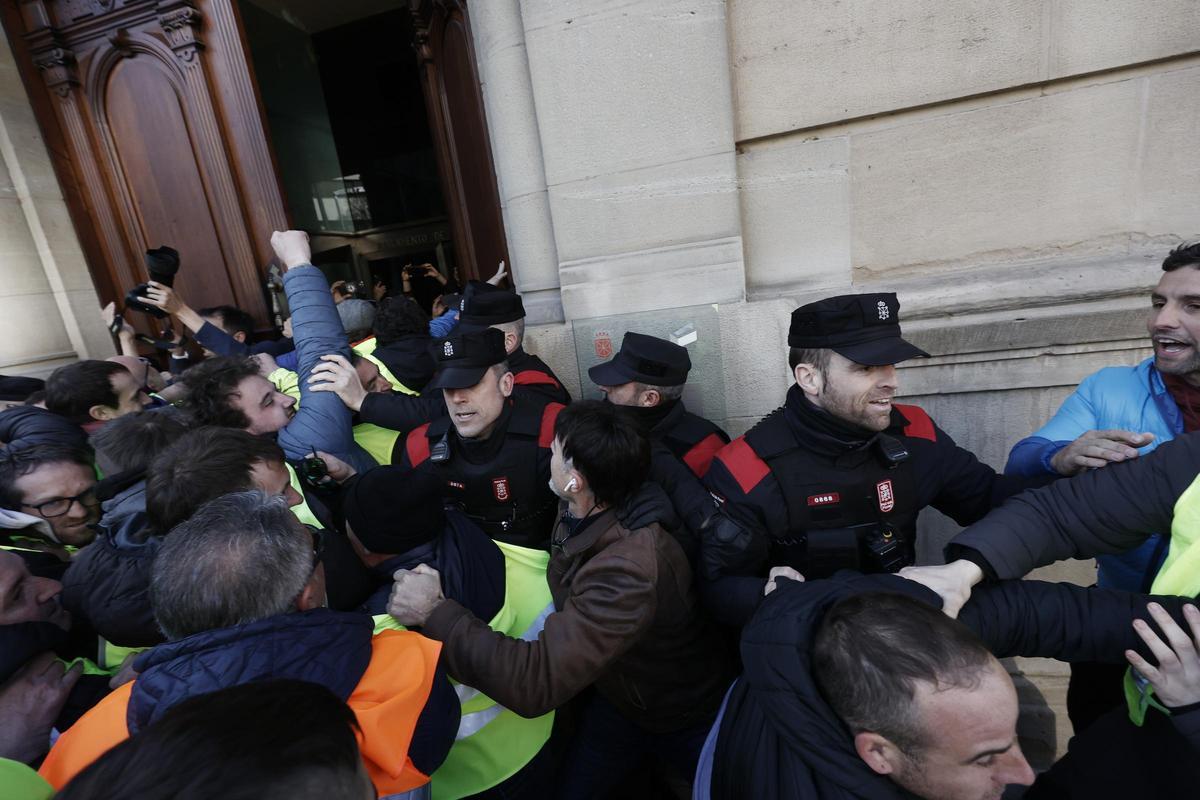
top-left (2, 231), bottom-right (1200, 800)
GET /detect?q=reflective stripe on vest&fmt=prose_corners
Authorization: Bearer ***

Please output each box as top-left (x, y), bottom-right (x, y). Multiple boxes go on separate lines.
top-left (353, 337), bottom-right (419, 396)
top-left (1126, 472), bottom-right (1200, 724)
top-left (355, 423), bottom-right (404, 466)
top-left (373, 540), bottom-right (556, 799)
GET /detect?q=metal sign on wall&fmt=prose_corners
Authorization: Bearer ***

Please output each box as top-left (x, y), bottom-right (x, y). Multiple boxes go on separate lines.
top-left (571, 303), bottom-right (727, 424)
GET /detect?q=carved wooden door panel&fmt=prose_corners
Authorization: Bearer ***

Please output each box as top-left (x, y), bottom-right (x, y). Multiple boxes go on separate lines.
top-left (4, 0), bottom-right (289, 331)
top-left (410, 0), bottom-right (509, 286)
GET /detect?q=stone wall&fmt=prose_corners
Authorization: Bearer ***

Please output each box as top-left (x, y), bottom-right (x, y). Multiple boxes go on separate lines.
top-left (0, 29), bottom-right (108, 377)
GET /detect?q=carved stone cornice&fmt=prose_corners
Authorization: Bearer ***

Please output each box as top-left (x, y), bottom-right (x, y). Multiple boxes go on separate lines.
top-left (31, 43), bottom-right (79, 97)
top-left (156, 1), bottom-right (203, 63)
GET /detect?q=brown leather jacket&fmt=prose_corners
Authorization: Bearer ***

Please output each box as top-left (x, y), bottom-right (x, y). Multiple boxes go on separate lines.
top-left (421, 493), bottom-right (733, 733)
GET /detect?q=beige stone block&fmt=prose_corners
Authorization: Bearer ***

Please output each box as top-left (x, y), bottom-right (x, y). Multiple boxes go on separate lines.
top-left (30, 197), bottom-right (86, 258)
top-left (714, 297), bottom-right (793, 424)
top-left (559, 235), bottom-right (745, 320)
top-left (523, 0), bottom-right (735, 185)
top-left (1139, 65), bottom-right (1200, 237)
top-left (729, 0), bottom-right (1043, 140)
top-left (0, 251), bottom-right (53, 298)
top-left (0, 197), bottom-right (37, 255)
top-left (524, 321), bottom-right (582, 401)
top-left (62, 288), bottom-right (116, 359)
top-left (548, 151), bottom-right (741, 263)
top-left (850, 79), bottom-right (1142, 277)
top-left (0, 293), bottom-right (72, 366)
top-left (1051, 0), bottom-right (1200, 78)
top-left (738, 135), bottom-right (851, 292)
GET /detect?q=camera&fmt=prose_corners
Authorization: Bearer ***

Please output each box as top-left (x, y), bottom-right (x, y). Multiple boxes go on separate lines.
top-left (125, 246), bottom-right (180, 319)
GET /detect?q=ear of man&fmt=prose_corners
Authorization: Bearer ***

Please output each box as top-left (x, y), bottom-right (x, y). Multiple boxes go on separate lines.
top-left (639, 388), bottom-right (661, 408)
top-left (793, 362), bottom-right (825, 397)
top-left (498, 370), bottom-right (515, 398)
top-left (90, 403), bottom-right (118, 422)
top-left (853, 731), bottom-right (904, 777)
top-left (294, 567), bottom-right (326, 612)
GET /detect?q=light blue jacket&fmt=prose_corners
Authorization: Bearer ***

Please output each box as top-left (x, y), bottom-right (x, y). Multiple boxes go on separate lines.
top-left (1005, 357), bottom-right (1180, 589)
top-left (276, 264), bottom-right (377, 474)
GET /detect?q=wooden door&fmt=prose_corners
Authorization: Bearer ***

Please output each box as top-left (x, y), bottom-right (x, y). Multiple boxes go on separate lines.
top-left (3, 0), bottom-right (289, 333)
top-left (410, 0), bottom-right (509, 286)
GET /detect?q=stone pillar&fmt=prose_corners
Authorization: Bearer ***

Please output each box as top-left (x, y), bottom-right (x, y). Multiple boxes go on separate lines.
top-left (0, 29), bottom-right (107, 377)
top-left (468, 0), bottom-right (563, 324)
top-left (519, 0), bottom-right (745, 320)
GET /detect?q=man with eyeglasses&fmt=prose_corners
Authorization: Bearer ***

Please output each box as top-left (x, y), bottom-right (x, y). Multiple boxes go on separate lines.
top-left (0, 444), bottom-right (99, 577)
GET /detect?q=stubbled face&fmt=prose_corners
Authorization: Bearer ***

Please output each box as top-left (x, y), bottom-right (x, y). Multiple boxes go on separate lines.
top-left (14, 461), bottom-right (99, 547)
top-left (0, 552), bottom-right (71, 629)
top-left (230, 375), bottom-right (296, 435)
top-left (809, 351), bottom-right (899, 432)
top-left (442, 368), bottom-right (513, 440)
top-left (355, 360), bottom-right (393, 394)
top-left (597, 381), bottom-right (649, 407)
top-left (248, 459), bottom-right (303, 509)
top-left (889, 662), bottom-right (1034, 800)
top-left (1149, 268), bottom-right (1200, 382)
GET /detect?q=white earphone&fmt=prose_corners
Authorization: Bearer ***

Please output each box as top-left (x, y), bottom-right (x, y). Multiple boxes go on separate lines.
top-left (565, 477), bottom-right (578, 491)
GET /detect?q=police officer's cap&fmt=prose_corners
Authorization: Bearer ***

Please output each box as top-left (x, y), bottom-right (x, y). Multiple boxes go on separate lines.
top-left (788, 293), bottom-right (929, 366)
top-left (455, 280), bottom-right (525, 334)
top-left (426, 328), bottom-right (509, 390)
top-left (588, 332), bottom-right (691, 387)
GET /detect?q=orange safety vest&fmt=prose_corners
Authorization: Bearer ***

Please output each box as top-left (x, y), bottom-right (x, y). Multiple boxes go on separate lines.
top-left (40, 630), bottom-right (442, 796)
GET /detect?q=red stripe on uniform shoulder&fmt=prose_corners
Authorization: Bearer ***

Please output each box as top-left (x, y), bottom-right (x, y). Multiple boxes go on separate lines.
top-left (715, 438), bottom-right (771, 495)
top-left (895, 404), bottom-right (936, 442)
top-left (514, 370), bottom-right (561, 388)
top-left (539, 403), bottom-right (566, 448)
top-left (683, 433), bottom-right (727, 478)
top-left (406, 423), bottom-right (432, 466)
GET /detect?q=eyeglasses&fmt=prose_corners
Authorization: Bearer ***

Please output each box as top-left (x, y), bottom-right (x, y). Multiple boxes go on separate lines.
top-left (22, 489), bottom-right (99, 518)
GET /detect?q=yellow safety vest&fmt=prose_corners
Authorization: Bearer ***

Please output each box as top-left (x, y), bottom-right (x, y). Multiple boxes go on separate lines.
top-left (1125, 472), bottom-right (1200, 724)
top-left (354, 337), bottom-right (419, 396)
top-left (354, 424), bottom-right (403, 467)
top-left (374, 540), bottom-right (555, 799)
top-left (0, 758), bottom-right (52, 800)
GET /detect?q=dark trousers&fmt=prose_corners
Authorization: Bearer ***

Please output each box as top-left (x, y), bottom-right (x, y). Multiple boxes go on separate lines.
top-left (555, 693), bottom-right (714, 800)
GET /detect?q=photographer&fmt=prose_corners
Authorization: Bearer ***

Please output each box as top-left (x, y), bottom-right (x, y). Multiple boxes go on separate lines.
top-left (139, 285), bottom-right (292, 366)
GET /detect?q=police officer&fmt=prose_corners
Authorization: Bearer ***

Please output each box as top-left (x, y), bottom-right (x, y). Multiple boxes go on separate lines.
top-left (701, 293), bottom-right (1041, 625)
top-left (318, 280), bottom-right (571, 436)
top-left (454, 280), bottom-right (571, 406)
top-left (590, 332), bottom-right (729, 561)
top-left (397, 328), bottom-right (564, 551)
top-left (590, 332), bottom-right (729, 476)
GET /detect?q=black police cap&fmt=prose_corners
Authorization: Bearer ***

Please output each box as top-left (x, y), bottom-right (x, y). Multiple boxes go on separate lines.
top-left (787, 293), bottom-right (929, 366)
top-left (588, 332), bottom-right (691, 387)
top-left (455, 280), bottom-right (525, 333)
top-left (426, 327), bottom-right (509, 390)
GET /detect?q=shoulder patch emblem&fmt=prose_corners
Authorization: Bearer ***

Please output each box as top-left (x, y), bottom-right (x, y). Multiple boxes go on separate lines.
top-left (492, 477), bottom-right (510, 502)
top-left (877, 479), bottom-right (895, 513)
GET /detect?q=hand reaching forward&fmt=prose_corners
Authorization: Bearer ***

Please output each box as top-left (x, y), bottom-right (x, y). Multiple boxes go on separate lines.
top-left (898, 559), bottom-right (984, 618)
top-left (1126, 602), bottom-right (1200, 709)
top-left (1050, 429), bottom-right (1154, 476)
top-left (0, 653), bottom-right (82, 763)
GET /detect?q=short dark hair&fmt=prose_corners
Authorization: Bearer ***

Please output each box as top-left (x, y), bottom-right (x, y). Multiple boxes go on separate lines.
top-left (813, 592), bottom-right (994, 756)
top-left (180, 356), bottom-right (262, 429)
top-left (197, 304), bottom-right (255, 339)
top-left (56, 679), bottom-right (367, 800)
top-left (788, 347), bottom-right (832, 375)
top-left (1162, 241), bottom-right (1200, 272)
top-left (152, 491), bottom-right (311, 639)
top-left (45, 360), bottom-right (128, 424)
top-left (554, 399), bottom-right (649, 509)
top-left (374, 296), bottom-right (430, 345)
top-left (0, 443), bottom-right (94, 509)
top-left (145, 427), bottom-right (285, 532)
top-left (89, 410), bottom-right (189, 475)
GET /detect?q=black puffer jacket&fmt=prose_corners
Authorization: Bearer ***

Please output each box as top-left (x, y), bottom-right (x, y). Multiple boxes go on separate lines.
top-left (710, 573), bottom-right (1200, 800)
top-left (0, 405), bottom-right (87, 450)
top-left (61, 481), bottom-right (162, 647)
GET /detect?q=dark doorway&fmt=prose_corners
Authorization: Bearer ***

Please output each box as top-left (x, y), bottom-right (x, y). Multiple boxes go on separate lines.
top-left (240, 0), bottom-right (479, 308)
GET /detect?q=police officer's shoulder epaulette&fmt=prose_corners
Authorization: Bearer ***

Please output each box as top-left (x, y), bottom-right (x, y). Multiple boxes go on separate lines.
top-left (406, 422), bottom-right (434, 466)
top-left (894, 404), bottom-right (936, 442)
top-left (513, 369), bottom-right (561, 389)
top-left (714, 436), bottom-right (772, 495)
top-left (538, 402), bottom-right (565, 448)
